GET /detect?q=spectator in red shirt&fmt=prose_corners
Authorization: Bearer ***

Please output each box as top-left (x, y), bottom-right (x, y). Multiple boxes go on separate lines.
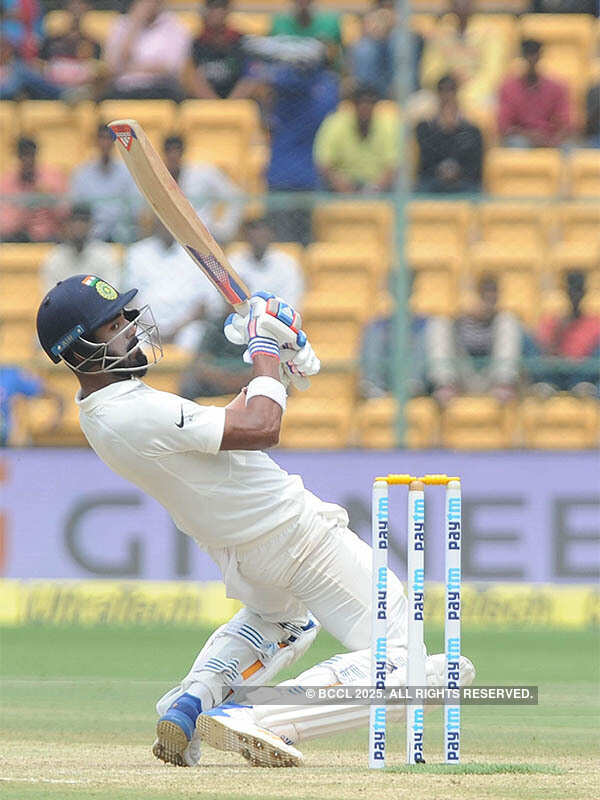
top-left (185, 0), bottom-right (253, 99)
top-left (0, 136), bottom-right (67, 242)
top-left (532, 271), bottom-right (600, 394)
top-left (498, 39), bottom-right (570, 148)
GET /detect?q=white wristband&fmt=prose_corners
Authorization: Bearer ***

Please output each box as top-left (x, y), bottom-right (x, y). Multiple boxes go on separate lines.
top-left (246, 376), bottom-right (287, 411)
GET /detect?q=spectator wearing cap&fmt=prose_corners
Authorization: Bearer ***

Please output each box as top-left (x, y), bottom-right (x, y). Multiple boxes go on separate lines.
top-left (103, 0), bottom-right (190, 101)
top-left (416, 74), bottom-right (483, 193)
top-left (185, 0), bottom-right (253, 100)
top-left (0, 136), bottom-right (67, 242)
top-left (498, 39), bottom-right (570, 148)
top-left (162, 135), bottom-right (243, 245)
top-left (70, 124), bottom-right (141, 242)
top-left (420, 0), bottom-right (506, 112)
top-left (41, 203), bottom-right (122, 294)
top-left (271, 0), bottom-right (342, 69)
top-left (228, 217), bottom-right (305, 310)
top-left (314, 85), bottom-right (400, 193)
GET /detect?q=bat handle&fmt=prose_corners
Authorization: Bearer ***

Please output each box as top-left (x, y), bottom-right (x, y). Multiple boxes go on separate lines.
top-left (234, 300), bottom-right (250, 316)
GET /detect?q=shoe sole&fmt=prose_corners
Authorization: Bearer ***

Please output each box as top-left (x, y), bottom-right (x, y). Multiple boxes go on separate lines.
top-left (153, 719), bottom-right (190, 767)
top-left (196, 715), bottom-right (303, 767)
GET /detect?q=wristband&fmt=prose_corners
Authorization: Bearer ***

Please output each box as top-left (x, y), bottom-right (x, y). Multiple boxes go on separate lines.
top-left (246, 376), bottom-right (287, 411)
top-left (247, 336), bottom-right (280, 361)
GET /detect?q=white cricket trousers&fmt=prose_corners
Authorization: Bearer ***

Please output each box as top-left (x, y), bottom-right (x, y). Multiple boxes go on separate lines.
top-left (207, 511), bottom-right (407, 651)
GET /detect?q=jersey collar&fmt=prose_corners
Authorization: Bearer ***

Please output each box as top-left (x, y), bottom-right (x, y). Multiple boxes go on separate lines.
top-left (76, 378), bottom-right (142, 411)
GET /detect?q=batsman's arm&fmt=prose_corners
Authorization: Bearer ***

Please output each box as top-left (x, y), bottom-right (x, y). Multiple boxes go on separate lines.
top-left (220, 355), bottom-right (283, 451)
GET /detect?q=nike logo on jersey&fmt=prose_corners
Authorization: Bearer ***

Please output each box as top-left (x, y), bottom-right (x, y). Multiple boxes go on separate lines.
top-left (175, 406), bottom-right (185, 428)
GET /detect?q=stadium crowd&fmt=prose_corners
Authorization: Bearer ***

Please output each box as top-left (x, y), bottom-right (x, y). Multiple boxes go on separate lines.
top-left (0, 0), bottom-right (598, 447)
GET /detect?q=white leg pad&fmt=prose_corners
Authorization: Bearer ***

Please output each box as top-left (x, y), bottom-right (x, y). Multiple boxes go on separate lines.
top-left (254, 649), bottom-right (475, 745)
top-left (156, 608), bottom-right (320, 716)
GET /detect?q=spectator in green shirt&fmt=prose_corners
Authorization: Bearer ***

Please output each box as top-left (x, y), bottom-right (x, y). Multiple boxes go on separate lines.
top-left (270, 0), bottom-right (342, 68)
top-left (314, 85), bottom-right (400, 193)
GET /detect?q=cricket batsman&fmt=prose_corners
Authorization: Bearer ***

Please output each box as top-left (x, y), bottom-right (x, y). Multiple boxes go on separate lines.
top-left (36, 275), bottom-right (474, 767)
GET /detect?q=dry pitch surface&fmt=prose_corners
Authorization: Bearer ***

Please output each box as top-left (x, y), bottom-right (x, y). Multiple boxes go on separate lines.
top-left (1, 625), bottom-right (598, 800)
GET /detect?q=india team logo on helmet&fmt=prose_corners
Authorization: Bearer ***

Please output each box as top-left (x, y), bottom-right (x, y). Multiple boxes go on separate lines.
top-left (81, 275), bottom-right (119, 300)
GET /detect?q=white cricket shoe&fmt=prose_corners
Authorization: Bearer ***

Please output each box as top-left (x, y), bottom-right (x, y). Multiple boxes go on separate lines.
top-left (196, 704), bottom-right (305, 767)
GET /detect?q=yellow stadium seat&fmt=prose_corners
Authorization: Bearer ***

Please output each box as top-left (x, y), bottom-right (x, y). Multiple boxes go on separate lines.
top-left (410, 14), bottom-right (437, 37)
top-left (304, 243), bottom-right (384, 309)
top-left (228, 12), bottom-right (271, 36)
top-left (485, 148), bottom-right (563, 198)
top-left (0, 101), bottom-right (19, 169)
top-left (44, 10), bottom-right (118, 43)
top-left (470, 13), bottom-right (519, 58)
top-left (294, 370), bottom-right (357, 401)
top-left (301, 298), bottom-right (364, 363)
top-left (0, 308), bottom-right (38, 361)
top-left (442, 395), bottom-right (516, 449)
top-left (477, 203), bottom-right (554, 252)
top-left (19, 101), bottom-right (97, 173)
top-left (99, 100), bottom-right (178, 151)
top-left (313, 202), bottom-right (394, 265)
top-left (356, 395), bottom-right (441, 449)
top-left (28, 400), bottom-right (87, 447)
top-left (279, 396), bottom-right (352, 449)
top-left (144, 369), bottom-right (185, 395)
top-left (178, 100), bottom-right (262, 188)
top-left (521, 396), bottom-right (600, 449)
top-left (549, 242), bottom-right (600, 293)
top-left (568, 150), bottom-right (600, 199)
top-left (0, 273), bottom-right (42, 317)
top-left (0, 243), bottom-right (54, 273)
top-left (407, 201), bottom-right (472, 253)
top-left (469, 242), bottom-right (543, 323)
top-left (558, 203), bottom-right (600, 246)
top-left (406, 242), bottom-right (461, 317)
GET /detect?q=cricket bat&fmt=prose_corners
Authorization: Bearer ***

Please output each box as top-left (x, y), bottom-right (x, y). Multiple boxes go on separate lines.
top-left (107, 119), bottom-right (250, 314)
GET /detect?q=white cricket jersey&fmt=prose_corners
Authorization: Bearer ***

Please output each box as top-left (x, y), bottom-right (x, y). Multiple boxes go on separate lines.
top-left (76, 379), bottom-right (333, 549)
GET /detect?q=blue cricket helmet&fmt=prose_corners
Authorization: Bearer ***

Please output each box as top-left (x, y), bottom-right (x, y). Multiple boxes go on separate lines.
top-left (36, 274), bottom-right (138, 365)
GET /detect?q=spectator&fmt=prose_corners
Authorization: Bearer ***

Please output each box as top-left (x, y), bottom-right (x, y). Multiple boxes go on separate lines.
top-left (185, 0), bottom-right (252, 100)
top-left (245, 37), bottom-right (338, 241)
top-left (360, 293), bottom-right (427, 399)
top-left (41, 203), bottom-right (122, 294)
top-left (179, 310), bottom-right (250, 400)
top-left (420, 0), bottom-right (506, 112)
top-left (162, 134), bottom-right (243, 245)
top-left (0, 363), bottom-right (63, 446)
top-left (124, 219), bottom-right (226, 353)
top-left (0, 136), bottom-right (67, 242)
top-left (315, 84), bottom-right (399, 193)
top-left (348, 0), bottom-right (423, 97)
top-left (498, 39), bottom-right (570, 148)
top-left (584, 84), bottom-right (599, 148)
top-left (1, 0), bottom-right (42, 60)
top-left (103, 0), bottom-right (190, 101)
top-left (0, 36), bottom-right (62, 100)
top-left (531, 271), bottom-right (600, 394)
top-left (39, 0), bottom-right (105, 100)
top-left (70, 124), bottom-right (141, 243)
top-left (425, 274), bottom-right (521, 406)
top-left (416, 74), bottom-right (483, 194)
top-left (271, 0), bottom-right (342, 69)
top-left (228, 217), bottom-right (305, 309)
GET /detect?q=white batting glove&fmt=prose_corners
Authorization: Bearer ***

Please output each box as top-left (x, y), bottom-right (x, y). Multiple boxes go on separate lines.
top-left (225, 292), bottom-right (306, 361)
top-left (224, 293), bottom-right (318, 389)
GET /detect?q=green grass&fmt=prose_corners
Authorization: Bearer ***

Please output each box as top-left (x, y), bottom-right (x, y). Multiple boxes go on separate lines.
top-left (0, 624), bottom-right (598, 800)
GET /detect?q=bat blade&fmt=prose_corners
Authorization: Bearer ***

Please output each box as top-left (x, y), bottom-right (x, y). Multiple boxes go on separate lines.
top-left (107, 119), bottom-right (249, 314)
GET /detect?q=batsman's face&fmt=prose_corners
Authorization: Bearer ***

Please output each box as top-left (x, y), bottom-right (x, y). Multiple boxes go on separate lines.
top-left (94, 311), bottom-right (148, 374)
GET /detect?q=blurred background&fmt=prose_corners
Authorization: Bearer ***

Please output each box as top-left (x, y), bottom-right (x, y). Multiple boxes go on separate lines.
top-left (0, 0), bottom-right (598, 617)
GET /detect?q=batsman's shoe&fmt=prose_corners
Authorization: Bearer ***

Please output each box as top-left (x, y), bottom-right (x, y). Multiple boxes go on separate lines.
top-left (196, 704), bottom-right (304, 767)
top-left (153, 692), bottom-right (203, 767)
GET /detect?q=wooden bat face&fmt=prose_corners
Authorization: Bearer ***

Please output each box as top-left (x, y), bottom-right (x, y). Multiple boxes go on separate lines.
top-left (108, 119), bottom-right (250, 314)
